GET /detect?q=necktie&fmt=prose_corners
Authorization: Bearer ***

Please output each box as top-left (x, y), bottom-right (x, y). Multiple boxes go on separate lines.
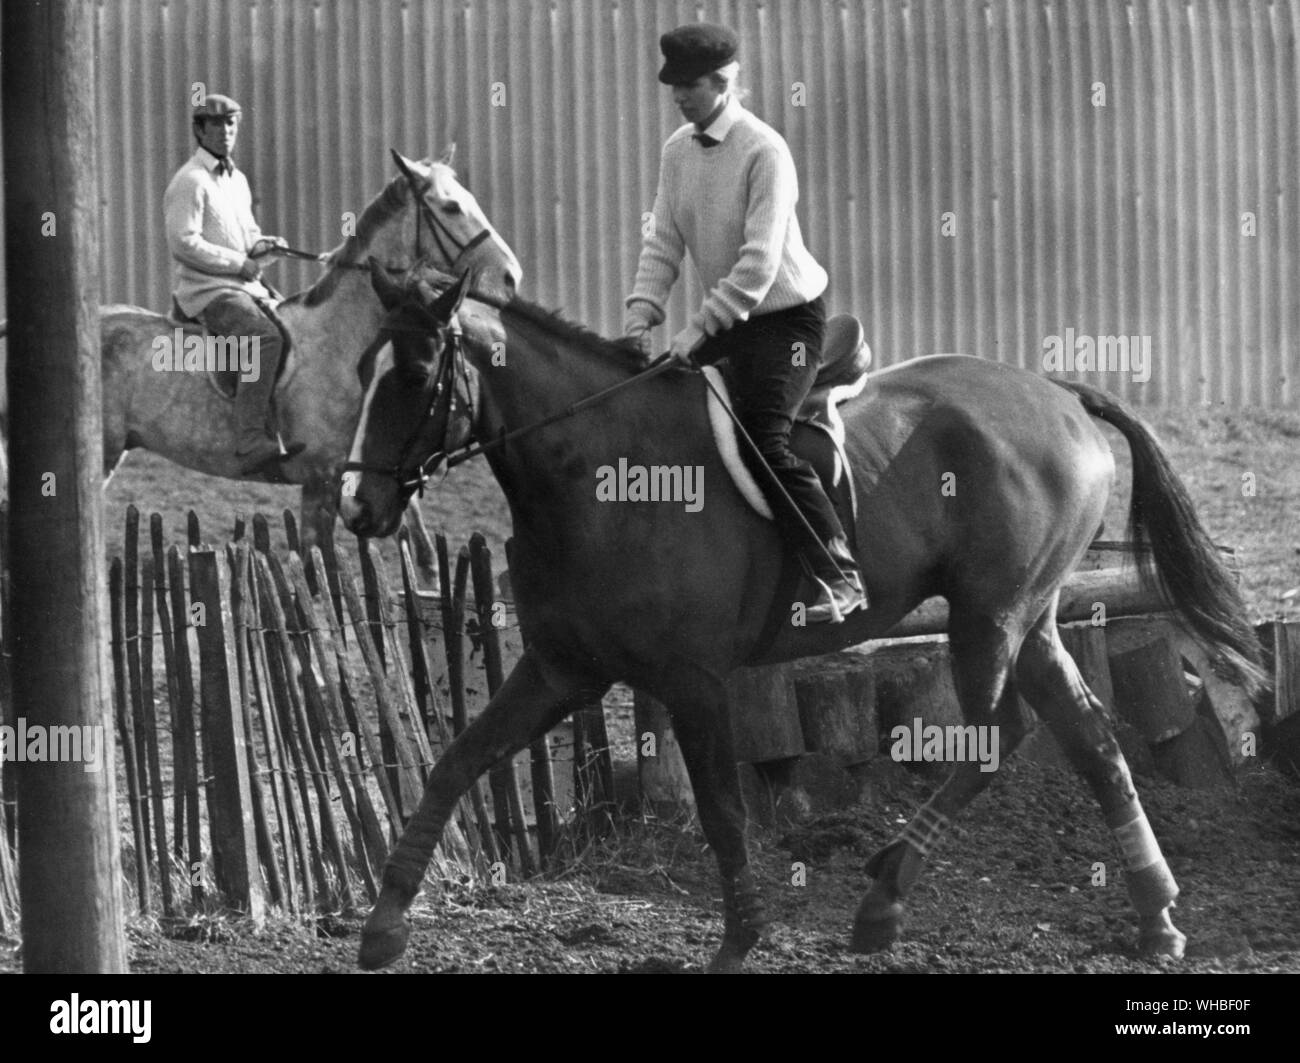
top-left (216, 157), bottom-right (233, 177)
top-left (693, 133), bottom-right (720, 148)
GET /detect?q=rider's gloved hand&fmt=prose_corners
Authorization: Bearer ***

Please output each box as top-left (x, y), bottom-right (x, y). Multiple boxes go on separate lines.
top-left (669, 323), bottom-right (705, 365)
top-left (621, 325), bottom-right (653, 358)
top-left (249, 236), bottom-right (287, 258)
top-left (237, 256), bottom-right (262, 282)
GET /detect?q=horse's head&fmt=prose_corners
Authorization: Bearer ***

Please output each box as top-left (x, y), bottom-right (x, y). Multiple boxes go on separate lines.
top-left (390, 146), bottom-right (522, 301)
top-left (339, 262), bottom-right (478, 537)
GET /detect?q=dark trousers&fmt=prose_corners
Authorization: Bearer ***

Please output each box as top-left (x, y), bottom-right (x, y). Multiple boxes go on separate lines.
top-left (695, 297), bottom-right (853, 579)
top-left (200, 290), bottom-right (285, 450)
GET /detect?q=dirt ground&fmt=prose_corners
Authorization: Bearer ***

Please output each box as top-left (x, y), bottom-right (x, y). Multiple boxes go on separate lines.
top-left (100, 754), bottom-right (1300, 975)
top-left (3, 400), bottom-right (1298, 975)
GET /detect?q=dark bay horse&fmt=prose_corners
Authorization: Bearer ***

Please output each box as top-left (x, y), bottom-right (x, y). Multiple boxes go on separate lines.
top-left (343, 266), bottom-right (1266, 972)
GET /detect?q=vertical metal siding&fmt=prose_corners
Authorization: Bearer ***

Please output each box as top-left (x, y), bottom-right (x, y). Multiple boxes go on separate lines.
top-left (5, 0), bottom-right (1297, 406)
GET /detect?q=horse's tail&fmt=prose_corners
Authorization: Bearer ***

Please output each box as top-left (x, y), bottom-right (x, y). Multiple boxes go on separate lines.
top-left (1055, 379), bottom-right (1268, 700)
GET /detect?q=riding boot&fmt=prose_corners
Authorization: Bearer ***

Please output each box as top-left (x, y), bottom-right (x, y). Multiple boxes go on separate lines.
top-left (805, 534), bottom-right (868, 624)
top-left (233, 336), bottom-right (303, 476)
top-left (234, 367), bottom-right (283, 474)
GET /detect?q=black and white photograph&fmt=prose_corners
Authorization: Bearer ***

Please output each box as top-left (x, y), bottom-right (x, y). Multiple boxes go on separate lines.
top-left (0, 0), bottom-right (1296, 1033)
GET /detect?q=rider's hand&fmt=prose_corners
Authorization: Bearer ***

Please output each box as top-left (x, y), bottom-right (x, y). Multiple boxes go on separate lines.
top-left (669, 324), bottom-right (705, 365)
top-left (237, 256), bottom-right (262, 282)
top-left (250, 236), bottom-right (287, 258)
top-left (622, 326), bottom-right (653, 358)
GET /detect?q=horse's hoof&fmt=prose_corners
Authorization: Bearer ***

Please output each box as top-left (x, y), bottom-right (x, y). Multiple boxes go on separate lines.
top-left (706, 945), bottom-right (747, 974)
top-left (1139, 925), bottom-right (1187, 961)
top-left (851, 902), bottom-right (904, 953)
top-left (358, 918), bottom-right (410, 970)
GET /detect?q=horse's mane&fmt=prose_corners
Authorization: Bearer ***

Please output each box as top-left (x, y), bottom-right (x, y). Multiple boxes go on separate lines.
top-left (288, 176), bottom-right (409, 308)
top-left (470, 290), bottom-right (648, 373)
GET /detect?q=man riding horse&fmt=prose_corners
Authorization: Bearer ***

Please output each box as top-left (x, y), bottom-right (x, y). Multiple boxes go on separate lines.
top-left (623, 24), bottom-right (867, 623)
top-left (163, 93), bottom-right (306, 477)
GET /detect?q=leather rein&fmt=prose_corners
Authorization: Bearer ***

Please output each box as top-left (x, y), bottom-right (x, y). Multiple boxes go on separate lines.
top-left (343, 322), bottom-right (679, 500)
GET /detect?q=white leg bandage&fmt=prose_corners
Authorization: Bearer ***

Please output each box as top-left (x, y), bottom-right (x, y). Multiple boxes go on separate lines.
top-left (1114, 811), bottom-right (1163, 871)
top-left (900, 803), bottom-right (951, 860)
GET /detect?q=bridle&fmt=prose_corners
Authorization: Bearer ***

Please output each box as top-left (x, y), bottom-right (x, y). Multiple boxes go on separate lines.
top-left (344, 300), bottom-right (679, 502)
top-left (390, 150), bottom-right (495, 277)
top-left (256, 149), bottom-right (495, 278)
top-left (341, 310), bottom-right (478, 500)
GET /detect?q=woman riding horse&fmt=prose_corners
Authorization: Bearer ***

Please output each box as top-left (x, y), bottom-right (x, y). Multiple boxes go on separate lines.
top-left (623, 24), bottom-right (866, 623)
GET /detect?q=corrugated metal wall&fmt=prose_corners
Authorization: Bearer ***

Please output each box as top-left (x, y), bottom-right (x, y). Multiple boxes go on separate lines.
top-left (6, 0), bottom-right (1298, 404)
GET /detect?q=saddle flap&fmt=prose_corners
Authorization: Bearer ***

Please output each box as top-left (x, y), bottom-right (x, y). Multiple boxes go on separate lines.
top-left (165, 298), bottom-right (293, 400)
top-left (703, 366), bottom-right (857, 536)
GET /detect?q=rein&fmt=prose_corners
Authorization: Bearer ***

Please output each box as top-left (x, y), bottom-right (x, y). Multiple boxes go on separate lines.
top-left (443, 353), bottom-right (678, 471)
top-left (346, 340), bottom-right (679, 498)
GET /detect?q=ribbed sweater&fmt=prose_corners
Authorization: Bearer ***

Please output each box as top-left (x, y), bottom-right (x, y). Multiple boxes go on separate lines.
top-left (625, 96), bottom-right (827, 343)
top-left (163, 147), bottom-right (273, 316)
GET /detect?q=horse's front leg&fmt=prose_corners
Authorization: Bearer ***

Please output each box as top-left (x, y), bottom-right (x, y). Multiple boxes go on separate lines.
top-left (359, 649), bottom-right (606, 970)
top-left (655, 666), bottom-right (766, 973)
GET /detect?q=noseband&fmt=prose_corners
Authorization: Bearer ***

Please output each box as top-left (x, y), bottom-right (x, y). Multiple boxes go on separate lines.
top-left (391, 152), bottom-right (495, 278)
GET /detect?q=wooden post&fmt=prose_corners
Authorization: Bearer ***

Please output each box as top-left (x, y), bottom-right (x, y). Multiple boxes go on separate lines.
top-left (125, 507), bottom-right (155, 869)
top-left (5, 0), bottom-right (125, 970)
top-left (572, 700), bottom-right (616, 841)
top-left (397, 541), bottom-right (485, 864)
top-left (252, 553), bottom-right (324, 909)
top-left (187, 547), bottom-right (265, 919)
top-left (470, 535), bottom-right (537, 877)
top-left (227, 543), bottom-right (286, 909)
top-left (141, 564), bottom-right (175, 915)
top-left (334, 544), bottom-right (425, 819)
top-left (437, 536), bottom-right (499, 867)
top-left (167, 548), bottom-right (203, 902)
top-left (150, 515), bottom-right (185, 862)
top-left (110, 560), bottom-right (150, 910)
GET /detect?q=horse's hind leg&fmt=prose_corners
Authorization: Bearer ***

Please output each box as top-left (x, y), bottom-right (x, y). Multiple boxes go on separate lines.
top-left (1014, 604), bottom-right (1184, 959)
top-left (657, 667), bottom-right (766, 973)
top-left (853, 610), bottom-right (1030, 951)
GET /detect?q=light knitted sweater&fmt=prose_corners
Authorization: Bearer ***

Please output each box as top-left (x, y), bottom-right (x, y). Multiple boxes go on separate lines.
top-left (163, 147), bottom-right (273, 316)
top-left (625, 96), bottom-right (827, 346)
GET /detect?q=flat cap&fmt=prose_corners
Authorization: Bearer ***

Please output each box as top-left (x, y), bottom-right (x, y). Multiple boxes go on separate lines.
top-left (658, 23), bottom-right (738, 85)
top-left (192, 94), bottom-right (242, 120)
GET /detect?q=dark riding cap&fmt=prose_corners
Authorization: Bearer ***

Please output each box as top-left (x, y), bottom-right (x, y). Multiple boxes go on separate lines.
top-left (192, 93), bottom-right (241, 120)
top-left (658, 23), bottom-right (739, 85)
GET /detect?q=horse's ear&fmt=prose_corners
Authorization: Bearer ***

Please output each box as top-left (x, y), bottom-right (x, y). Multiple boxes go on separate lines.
top-left (367, 257), bottom-right (405, 309)
top-left (429, 270), bottom-right (472, 322)
top-left (437, 143), bottom-right (456, 167)
top-left (390, 148), bottom-right (420, 181)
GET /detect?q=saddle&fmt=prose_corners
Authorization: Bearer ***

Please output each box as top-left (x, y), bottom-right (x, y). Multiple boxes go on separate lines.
top-left (706, 312), bottom-right (871, 537)
top-left (705, 313), bottom-right (871, 650)
top-left (169, 295), bottom-right (294, 399)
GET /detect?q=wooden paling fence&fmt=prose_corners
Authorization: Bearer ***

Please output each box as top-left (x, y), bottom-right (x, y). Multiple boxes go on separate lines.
top-left (0, 506), bottom-right (618, 923)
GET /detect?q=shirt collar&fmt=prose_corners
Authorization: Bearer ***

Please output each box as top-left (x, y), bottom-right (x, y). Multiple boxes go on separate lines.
top-left (696, 95), bottom-right (743, 143)
top-left (196, 146), bottom-right (232, 175)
